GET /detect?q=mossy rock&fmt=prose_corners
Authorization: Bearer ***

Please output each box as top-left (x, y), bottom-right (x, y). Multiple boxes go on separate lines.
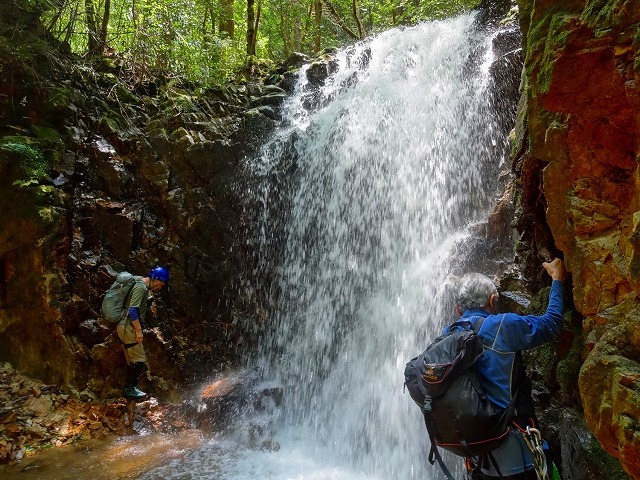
top-left (31, 125), bottom-right (61, 142)
top-left (525, 285), bottom-right (552, 315)
top-left (584, 437), bottom-right (631, 480)
top-left (95, 72), bottom-right (119, 89)
top-left (555, 309), bottom-right (583, 393)
top-left (523, 290), bottom-right (583, 398)
top-left (43, 86), bottom-right (72, 113)
top-left (0, 135), bottom-right (48, 180)
top-left (581, 0), bottom-right (630, 32)
top-left (536, 13), bottom-right (578, 95)
top-left (98, 115), bottom-right (125, 136)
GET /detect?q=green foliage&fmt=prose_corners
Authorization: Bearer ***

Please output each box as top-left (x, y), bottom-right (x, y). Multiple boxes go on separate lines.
top-left (0, 137), bottom-right (48, 180)
top-left (0, 136), bottom-right (58, 228)
top-left (39, 0), bottom-right (483, 85)
top-left (394, 0), bottom-right (482, 25)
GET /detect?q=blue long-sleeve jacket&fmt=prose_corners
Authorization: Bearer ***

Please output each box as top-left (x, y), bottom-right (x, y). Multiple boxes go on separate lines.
top-left (448, 280), bottom-right (565, 409)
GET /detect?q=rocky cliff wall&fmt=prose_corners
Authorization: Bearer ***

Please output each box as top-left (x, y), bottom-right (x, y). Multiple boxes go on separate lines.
top-left (514, 0), bottom-right (640, 477)
top-left (0, 18), bottom-right (300, 400)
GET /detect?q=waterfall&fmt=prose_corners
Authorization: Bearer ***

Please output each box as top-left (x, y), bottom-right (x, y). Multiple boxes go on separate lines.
top-left (144, 12), bottom-right (520, 480)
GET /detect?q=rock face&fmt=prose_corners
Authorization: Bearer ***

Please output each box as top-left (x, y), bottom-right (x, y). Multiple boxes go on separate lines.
top-left (514, 0), bottom-right (640, 477)
top-left (0, 18), bottom-right (297, 400)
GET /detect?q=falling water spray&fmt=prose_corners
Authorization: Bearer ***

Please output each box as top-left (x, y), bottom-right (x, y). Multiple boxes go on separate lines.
top-left (144, 11), bottom-right (522, 480)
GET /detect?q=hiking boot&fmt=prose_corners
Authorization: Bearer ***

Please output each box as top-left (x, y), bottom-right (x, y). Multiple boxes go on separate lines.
top-left (123, 386), bottom-right (147, 399)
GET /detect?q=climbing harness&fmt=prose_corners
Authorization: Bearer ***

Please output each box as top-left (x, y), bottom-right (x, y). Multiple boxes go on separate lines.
top-left (521, 426), bottom-right (549, 480)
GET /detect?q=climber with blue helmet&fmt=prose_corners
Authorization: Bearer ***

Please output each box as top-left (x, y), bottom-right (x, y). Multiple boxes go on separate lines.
top-left (116, 265), bottom-right (169, 399)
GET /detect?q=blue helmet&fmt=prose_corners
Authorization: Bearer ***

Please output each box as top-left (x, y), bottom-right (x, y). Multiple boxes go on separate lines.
top-left (149, 266), bottom-right (170, 283)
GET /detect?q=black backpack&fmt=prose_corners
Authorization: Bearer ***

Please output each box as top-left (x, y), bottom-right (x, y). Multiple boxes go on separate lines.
top-left (404, 317), bottom-right (517, 479)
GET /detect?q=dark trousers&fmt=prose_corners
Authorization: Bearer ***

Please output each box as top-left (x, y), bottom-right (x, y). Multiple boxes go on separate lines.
top-left (125, 362), bottom-right (147, 387)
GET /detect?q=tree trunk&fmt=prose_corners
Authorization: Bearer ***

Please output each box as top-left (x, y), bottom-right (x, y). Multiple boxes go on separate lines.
top-left (85, 0), bottom-right (100, 53)
top-left (321, 0), bottom-right (359, 40)
top-left (100, 0), bottom-right (111, 50)
top-left (247, 0), bottom-right (255, 56)
top-left (252, 0), bottom-right (262, 54)
top-left (219, 0), bottom-right (234, 38)
top-left (314, 0), bottom-right (321, 53)
top-left (131, 0), bottom-right (137, 31)
top-left (352, 0), bottom-right (364, 39)
top-left (202, 6), bottom-right (211, 46)
top-left (64, 1), bottom-right (81, 45)
top-left (46, 4), bottom-right (66, 33)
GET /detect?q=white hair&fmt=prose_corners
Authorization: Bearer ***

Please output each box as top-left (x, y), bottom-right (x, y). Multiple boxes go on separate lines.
top-left (455, 273), bottom-right (497, 312)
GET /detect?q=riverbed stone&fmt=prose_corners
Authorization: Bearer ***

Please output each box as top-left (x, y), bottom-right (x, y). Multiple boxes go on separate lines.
top-left (23, 396), bottom-right (53, 417)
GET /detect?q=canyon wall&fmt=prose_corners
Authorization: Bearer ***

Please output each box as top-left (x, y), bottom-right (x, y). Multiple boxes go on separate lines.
top-left (0, 15), bottom-right (298, 399)
top-left (514, 0), bottom-right (640, 477)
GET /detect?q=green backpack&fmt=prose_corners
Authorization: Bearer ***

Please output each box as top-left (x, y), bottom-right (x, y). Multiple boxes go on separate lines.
top-left (101, 271), bottom-right (136, 323)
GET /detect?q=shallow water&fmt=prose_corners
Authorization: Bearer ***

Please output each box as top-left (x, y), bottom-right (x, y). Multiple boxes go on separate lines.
top-left (0, 431), bottom-right (204, 480)
top-left (143, 431), bottom-right (378, 480)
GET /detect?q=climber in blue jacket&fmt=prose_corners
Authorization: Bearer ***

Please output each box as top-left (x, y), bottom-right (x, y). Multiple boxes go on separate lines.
top-left (451, 258), bottom-right (566, 479)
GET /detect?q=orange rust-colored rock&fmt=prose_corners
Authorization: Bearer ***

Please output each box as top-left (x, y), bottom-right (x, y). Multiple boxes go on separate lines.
top-left (515, 0), bottom-right (640, 477)
top-left (201, 375), bottom-right (244, 399)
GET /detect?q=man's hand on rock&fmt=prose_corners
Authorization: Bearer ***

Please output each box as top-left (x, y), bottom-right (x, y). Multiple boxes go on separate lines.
top-left (543, 258), bottom-right (567, 282)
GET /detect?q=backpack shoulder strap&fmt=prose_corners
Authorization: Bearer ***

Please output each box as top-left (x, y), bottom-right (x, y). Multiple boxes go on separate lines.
top-left (449, 315), bottom-right (486, 334)
top-left (122, 279), bottom-right (142, 313)
top-left (469, 316), bottom-right (486, 333)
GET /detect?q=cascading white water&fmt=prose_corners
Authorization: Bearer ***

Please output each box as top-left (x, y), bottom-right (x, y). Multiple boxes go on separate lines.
top-left (143, 12), bottom-right (519, 480)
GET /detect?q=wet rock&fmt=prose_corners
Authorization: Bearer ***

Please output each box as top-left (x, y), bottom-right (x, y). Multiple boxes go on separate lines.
top-left (255, 105), bottom-right (279, 120)
top-left (280, 71), bottom-right (299, 92)
top-left (282, 52), bottom-right (310, 71)
top-left (253, 385), bottom-right (283, 412)
top-left (515, 0), bottom-right (640, 476)
top-left (139, 152), bottom-right (169, 194)
top-left (93, 200), bottom-right (143, 259)
top-left (474, 0), bottom-right (514, 28)
top-left (195, 371), bottom-right (257, 431)
top-left (250, 92), bottom-right (287, 109)
top-left (89, 338), bottom-right (126, 392)
top-left (186, 140), bottom-right (238, 179)
top-left (91, 137), bottom-right (132, 197)
top-left (259, 438), bottom-right (280, 452)
top-left (78, 319), bottom-right (110, 347)
top-left (244, 108), bottom-right (277, 145)
top-left (306, 54), bottom-right (339, 86)
top-left (560, 410), bottom-right (630, 480)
